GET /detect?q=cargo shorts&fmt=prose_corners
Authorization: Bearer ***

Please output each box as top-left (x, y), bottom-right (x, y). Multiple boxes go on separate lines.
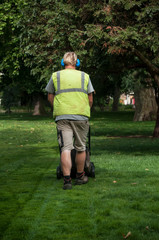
top-left (56, 120), bottom-right (89, 152)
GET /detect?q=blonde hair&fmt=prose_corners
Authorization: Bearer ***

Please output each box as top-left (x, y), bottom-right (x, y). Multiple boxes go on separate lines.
top-left (63, 52), bottom-right (77, 66)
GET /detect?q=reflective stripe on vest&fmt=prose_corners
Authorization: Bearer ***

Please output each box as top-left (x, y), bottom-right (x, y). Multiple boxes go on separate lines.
top-left (55, 71), bottom-right (87, 95)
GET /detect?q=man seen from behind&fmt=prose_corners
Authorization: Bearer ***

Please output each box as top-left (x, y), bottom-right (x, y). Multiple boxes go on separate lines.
top-left (45, 52), bottom-right (94, 190)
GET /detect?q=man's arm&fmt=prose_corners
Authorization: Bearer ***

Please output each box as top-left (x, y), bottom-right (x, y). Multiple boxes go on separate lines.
top-left (88, 93), bottom-right (93, 108)
top-left (48, 93), bottom-right (54, 107)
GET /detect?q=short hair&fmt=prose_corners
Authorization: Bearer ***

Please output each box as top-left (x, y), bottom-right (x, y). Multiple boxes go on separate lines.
top-left (63, 52), bottom-right (77, 66)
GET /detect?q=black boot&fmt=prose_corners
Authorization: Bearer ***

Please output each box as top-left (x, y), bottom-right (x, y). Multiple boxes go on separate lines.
top-left (63, 176), bottom-right (72, 190)
top-left (75, 172), bottom-right (88, 185)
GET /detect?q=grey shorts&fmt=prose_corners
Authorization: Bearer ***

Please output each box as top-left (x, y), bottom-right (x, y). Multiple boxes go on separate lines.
top-left (56, 120), bottom-right (89, 152)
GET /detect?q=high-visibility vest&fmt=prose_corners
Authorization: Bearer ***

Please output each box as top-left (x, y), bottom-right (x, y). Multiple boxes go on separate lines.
top-left (52, 69), bottom-right (90, 118)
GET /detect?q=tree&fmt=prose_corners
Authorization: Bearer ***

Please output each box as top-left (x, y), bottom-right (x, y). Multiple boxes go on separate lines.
top-left (5, 0), bottom-right (159, 127)
top-left (72, 0), bottom-right (159, 136)
top-left (121, 69), bottom-right (158, 121)
top-left (18, 0), bottom-right (132, 113)
top-left (134, 82), bottom-right (158, 122)
top-left (18, 0), bottom-right (82, 114)
top-left (0, 0), bottom-right (23, 77)
top-left (0, 0), bottom-right (38, 112)
top-left (19, 0), bottom-right (78, 81)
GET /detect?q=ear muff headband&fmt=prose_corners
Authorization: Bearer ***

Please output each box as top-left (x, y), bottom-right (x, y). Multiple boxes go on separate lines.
top-left (61, 59), bottom-right (80, 67)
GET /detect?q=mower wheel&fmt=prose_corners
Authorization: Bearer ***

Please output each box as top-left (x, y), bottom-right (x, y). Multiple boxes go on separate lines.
top-left (56, 166), bottom-right (62, 179)
top-left (90, 162), bottom-right (95, 178)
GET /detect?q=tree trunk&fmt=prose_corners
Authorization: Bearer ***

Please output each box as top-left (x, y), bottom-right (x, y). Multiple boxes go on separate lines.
top-left (5, 107), bottom-right (11, 114)
top-left (133, 48), bottom-right (159, 136)
top-left (112, 84), bottom-right (120, 112)
top-left (33, 95), bottom-right (46, 116)
top-left (153, 106), bottom-right (159, 137)
top-left (153, 87), bottom-right (159, 137)
top-left (133, 86), bottom-right (157, 121)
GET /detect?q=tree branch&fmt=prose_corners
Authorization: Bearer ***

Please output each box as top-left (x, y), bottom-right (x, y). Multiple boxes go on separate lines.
top-left (132, 48), bottom-right (159, 75)
top-left (104, 63), bottom-right (146, 74)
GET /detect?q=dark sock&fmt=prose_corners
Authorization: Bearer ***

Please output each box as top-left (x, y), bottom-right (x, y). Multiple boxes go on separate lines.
top-left (64, 176), bottom-right (71, 184)
top-left (76, 172), bottom-right (85, 178)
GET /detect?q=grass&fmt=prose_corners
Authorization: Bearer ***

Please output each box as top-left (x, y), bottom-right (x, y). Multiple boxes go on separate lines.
top-left (0, 111), bottom-right (159, 240)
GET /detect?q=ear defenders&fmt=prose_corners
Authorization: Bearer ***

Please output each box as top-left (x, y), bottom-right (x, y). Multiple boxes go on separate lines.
top-left (61, 58), bottom-right (80, 67)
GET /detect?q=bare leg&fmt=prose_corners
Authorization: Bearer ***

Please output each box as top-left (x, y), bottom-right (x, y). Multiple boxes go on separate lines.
top-left (61, 150), bottom-right (72, 176)
top-left (75, 151), bottom-right (86, 173)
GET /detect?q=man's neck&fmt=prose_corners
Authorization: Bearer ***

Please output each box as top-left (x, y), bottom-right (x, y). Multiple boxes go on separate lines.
top-left (65, 65), bottom-right (76, 70)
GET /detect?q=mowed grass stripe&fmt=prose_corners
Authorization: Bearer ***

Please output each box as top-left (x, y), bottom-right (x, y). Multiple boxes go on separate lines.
top-left (1, 112), bottom-right (159, 239)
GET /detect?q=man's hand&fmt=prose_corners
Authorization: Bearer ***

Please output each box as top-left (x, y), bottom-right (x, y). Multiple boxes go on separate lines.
top-left (48, 93), bottom-right (54, 107)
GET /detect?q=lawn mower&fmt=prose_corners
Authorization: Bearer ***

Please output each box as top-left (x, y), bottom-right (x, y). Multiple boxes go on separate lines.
top-left (56, 126), bottom-right (95, 179)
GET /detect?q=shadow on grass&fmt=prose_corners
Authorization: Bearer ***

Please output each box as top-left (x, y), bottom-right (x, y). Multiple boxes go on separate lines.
top-left (0, 111), bottom-right (134, 122)
top-left (91, 127), bottom-right (154, 137)
top-left (0, 112), bottom-right (53, 122)
top-left (91, 111), bottom-right (135, 122)
top-left (91, 137), bottom-right (159, 156)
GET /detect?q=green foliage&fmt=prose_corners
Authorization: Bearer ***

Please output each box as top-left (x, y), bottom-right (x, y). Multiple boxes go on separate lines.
top-left (83, 0), bottom-right (159, 64)
top-left (121, 71), bottom-right (135, 94)
top-left (0, 0), bottom-right (24, 77)
top-left (0, 0), bottom-right (49, 103)
top-left (19, 0), bottom-right (78, 82)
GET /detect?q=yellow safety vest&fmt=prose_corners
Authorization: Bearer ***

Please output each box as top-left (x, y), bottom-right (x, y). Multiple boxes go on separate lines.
top-left (52, 69), bottom-right (90, 118)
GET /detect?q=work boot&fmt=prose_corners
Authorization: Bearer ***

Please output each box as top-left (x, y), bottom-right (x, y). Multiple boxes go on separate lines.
top-left (75, 172), bottom-right (88, 185)
top-left (63, 176), bottom-right (72, 190)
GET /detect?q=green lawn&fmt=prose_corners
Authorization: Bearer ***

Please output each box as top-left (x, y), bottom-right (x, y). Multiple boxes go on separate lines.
top-left (0, 111), bottom-right (159, 240)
